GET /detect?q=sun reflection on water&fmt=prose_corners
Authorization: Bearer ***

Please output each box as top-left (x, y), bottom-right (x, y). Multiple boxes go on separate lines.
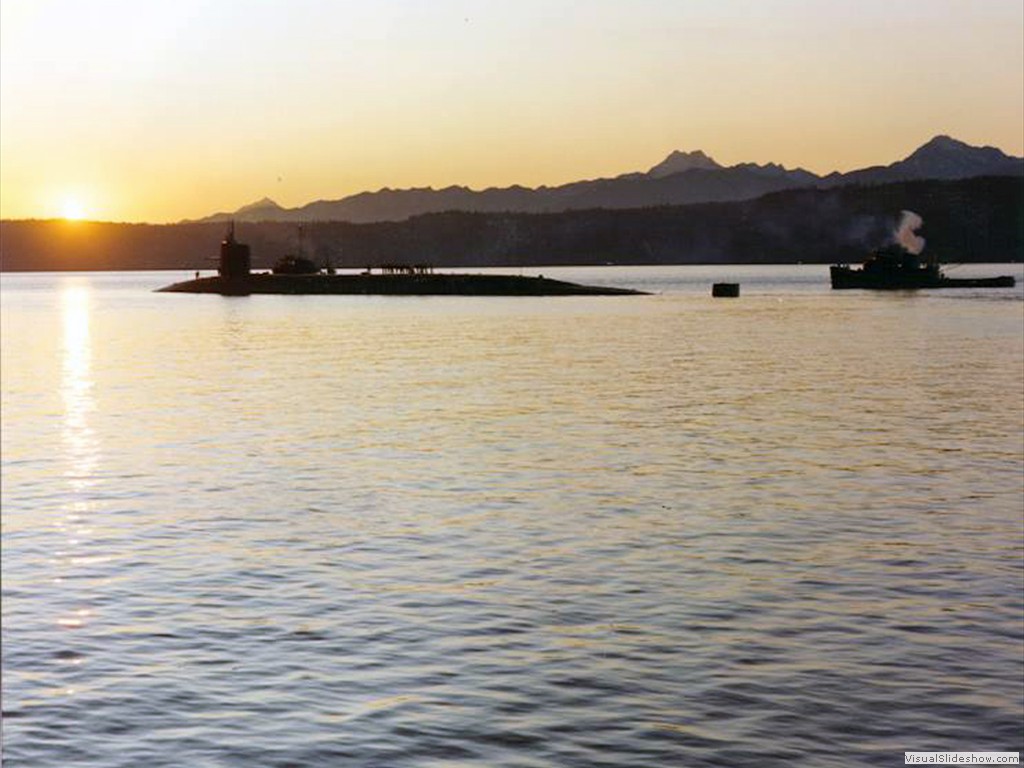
top-left (57, 284), bottom-right (100, 635)
top-left (61, 285), bottom-right (97, 481)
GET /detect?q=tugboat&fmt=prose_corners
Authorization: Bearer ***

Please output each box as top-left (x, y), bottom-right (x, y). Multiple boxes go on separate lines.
top-left (830, 248), bottom-right (1015, 290)
top-left (831, 211), bottom-right (1015, 290)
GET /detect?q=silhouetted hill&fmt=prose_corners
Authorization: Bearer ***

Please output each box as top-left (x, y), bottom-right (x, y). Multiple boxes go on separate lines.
top-left (197, 166), bottom-right (812, 225)
top-left (190, 136), bottom-right (1021, 224)
top-left (0, 221), bottom-right (227, 272)
top-left (821, 136), bottom-right (1024, 187)
top-left (646, 149), bottom-right (721, 177)
top-left (2, 177), bottom-right (1021, 271)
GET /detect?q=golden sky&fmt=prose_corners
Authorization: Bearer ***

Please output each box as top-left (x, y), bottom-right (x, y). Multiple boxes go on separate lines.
top-left (1, 0), bottom-right (1022, 223)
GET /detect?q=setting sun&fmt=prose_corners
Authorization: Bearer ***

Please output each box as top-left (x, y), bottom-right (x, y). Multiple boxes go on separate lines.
top-left (60, 198), bottom-right (87, 221)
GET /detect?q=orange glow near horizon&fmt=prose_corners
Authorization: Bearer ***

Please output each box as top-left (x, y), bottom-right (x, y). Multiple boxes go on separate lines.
top-left (1, 0), bottom-right (1022, 224)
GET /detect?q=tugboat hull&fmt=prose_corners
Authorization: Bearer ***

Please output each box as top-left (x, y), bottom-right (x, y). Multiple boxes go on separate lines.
top-left (830, 265), bottom-right (1015, 290)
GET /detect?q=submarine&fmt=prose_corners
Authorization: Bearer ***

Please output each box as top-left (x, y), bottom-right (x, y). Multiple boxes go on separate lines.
top-left (156, 225), bottom-right (647, 297)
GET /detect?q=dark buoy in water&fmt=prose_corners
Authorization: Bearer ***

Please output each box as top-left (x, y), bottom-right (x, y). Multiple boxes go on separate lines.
top-left (712, 283), bottom-right (740, 297)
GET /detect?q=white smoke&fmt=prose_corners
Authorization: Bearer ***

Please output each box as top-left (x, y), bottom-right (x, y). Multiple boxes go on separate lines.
top-left (895, 210), bottom-right (925, 255)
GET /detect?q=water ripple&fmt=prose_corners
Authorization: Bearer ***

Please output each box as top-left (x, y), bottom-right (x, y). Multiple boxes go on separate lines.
top-left (2, 269), bottom-right (1022, 766)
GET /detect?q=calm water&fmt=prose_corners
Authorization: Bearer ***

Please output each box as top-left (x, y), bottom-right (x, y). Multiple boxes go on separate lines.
top-left (3, 265), bottom-right (1023, 767)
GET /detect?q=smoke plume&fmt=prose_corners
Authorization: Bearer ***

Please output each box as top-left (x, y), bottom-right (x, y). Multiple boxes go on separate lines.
top-left (895, 210), bottom-right (925, 255)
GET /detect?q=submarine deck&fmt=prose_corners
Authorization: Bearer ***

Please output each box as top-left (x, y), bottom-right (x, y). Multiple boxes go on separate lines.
top-left (156, 273), bottom-right (647, 296)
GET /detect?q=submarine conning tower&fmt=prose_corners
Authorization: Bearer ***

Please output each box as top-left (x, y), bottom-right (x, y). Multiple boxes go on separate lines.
top-left (219, 222), bottom-right (251, 278)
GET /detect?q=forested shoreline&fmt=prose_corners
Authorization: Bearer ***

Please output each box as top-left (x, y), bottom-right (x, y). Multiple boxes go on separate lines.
top-left (2, 177), bottom-right (1021, 271)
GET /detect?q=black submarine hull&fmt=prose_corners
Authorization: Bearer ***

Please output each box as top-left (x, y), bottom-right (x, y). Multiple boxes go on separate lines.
top-left (156, 273), bottom-right (647, 296)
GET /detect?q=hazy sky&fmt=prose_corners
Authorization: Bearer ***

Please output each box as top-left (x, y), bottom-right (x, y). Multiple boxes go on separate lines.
top-left (2, 0), bottom-right (1022, 223)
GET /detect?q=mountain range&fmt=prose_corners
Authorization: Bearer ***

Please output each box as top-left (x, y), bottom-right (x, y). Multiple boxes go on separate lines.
top-left (194, 136), bottom-right (1023, 225)
top-left (6, 175), bottom-right (1020, 272)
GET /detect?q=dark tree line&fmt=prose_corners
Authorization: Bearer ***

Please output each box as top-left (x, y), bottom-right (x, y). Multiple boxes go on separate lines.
top-left (2, 176), bottom-right (1021, 272)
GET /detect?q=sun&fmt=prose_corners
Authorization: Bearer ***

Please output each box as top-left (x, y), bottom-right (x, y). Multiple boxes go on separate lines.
top-left (60, 198), bottom-right (88, 221)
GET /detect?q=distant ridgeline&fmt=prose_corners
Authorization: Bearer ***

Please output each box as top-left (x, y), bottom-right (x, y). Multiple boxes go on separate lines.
top-left (191, 135), bottom-right (1024, 225)
top-left (2, 176), bottom-right (1022, 271)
